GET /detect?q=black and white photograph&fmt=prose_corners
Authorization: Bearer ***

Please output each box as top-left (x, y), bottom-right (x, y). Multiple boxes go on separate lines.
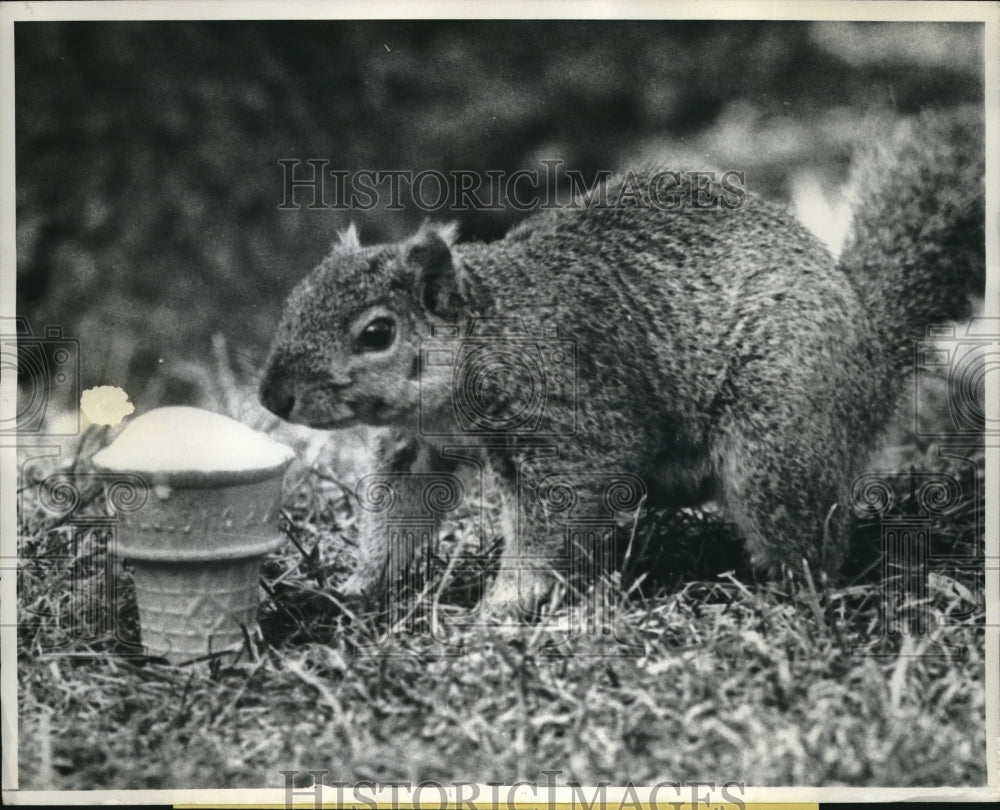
top-left (2, 1), bottom-right (997, 803)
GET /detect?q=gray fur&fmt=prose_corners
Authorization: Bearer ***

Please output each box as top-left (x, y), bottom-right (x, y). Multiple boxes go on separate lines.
top-left (260, 107), bottom-right (984, 615)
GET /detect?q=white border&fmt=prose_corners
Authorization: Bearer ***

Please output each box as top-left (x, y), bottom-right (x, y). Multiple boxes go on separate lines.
top-left (0, 0), bottom-right (997, 22)
top-left (0, 0), bottom-right (16, 800)
top-left (983, 0), bottom-right (1000, 796)
top-left (1, 0), bottom-right (997, 805)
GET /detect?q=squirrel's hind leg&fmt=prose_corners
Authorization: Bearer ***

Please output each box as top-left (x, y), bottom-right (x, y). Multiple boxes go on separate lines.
top-left (712, 418), bottom-right (853, 580)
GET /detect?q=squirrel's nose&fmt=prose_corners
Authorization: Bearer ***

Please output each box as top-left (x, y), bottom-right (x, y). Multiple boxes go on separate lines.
top-left (259, 373), bottom-right (296, 420)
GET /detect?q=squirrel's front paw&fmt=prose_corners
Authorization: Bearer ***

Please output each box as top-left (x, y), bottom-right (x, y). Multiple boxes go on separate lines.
top-left (336, 572), bottom-right (383, 607)
top-left (481, 569), bottom-right (558, 622)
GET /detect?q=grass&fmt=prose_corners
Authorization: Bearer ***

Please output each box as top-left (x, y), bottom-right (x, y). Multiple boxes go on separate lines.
top-left (14, 368), bottom-right (988, 791)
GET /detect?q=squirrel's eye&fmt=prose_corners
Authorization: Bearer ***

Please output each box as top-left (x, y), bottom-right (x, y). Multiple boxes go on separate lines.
top-left (355, 317), bottom-right (396, 352)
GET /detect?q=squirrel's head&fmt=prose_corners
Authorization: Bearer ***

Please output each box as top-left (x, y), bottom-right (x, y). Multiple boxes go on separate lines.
top-left (259, 222), bottom-right (464, 429)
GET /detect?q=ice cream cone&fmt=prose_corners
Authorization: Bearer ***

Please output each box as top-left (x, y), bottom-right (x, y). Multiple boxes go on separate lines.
top-left (92, 407), bottom-right (295, 664)
top-left (128, 558), bottom-right (262, 662)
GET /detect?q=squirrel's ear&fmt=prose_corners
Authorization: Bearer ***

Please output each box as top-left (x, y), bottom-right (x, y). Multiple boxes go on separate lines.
top-left (336, 222), bottom-right (361, 250)
top-left (407, 227), bottom-right (462, 317)
top-left (435, 221), bottom-right (459, 247)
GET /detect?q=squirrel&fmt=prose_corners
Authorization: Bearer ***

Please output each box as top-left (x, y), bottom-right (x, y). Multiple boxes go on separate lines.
top-left (260, 106), bottom-right (985, 617)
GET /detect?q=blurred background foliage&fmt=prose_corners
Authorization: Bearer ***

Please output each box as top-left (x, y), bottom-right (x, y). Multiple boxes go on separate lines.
top-left (15, 20), bottom-right (983, 414)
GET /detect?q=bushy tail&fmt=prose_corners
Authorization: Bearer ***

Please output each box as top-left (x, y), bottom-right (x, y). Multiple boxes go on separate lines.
top-left (837, 105), bottom-right (985, 373)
